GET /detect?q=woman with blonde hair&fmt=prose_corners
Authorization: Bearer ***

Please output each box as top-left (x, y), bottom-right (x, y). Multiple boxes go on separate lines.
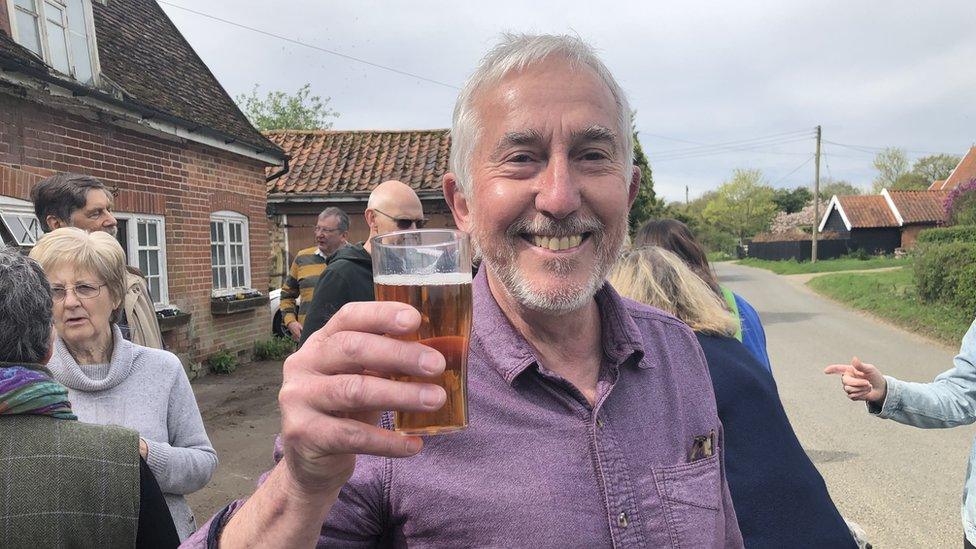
top-left (29, 227), bottom-right (217, 541)
top-left (610, 246), bottom-right (856, 548)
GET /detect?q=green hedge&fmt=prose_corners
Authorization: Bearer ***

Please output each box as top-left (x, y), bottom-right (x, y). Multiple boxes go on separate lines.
top-left (916, 225), bottom-right (976, 245)
top-left (914, 241), bottom-right (976, 313)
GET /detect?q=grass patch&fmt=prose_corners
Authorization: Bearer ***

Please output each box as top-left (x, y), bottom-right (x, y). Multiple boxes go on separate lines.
top-left (737, 255), bottom-right (909, 275)
top-left (808, 267), bottom-right (973, 345)
top-left (706, 250), bottom-right (734, 262)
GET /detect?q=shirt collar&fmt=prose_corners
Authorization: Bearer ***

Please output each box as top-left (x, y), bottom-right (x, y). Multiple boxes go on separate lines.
top-left (471, 267), bottom-right (647, 386)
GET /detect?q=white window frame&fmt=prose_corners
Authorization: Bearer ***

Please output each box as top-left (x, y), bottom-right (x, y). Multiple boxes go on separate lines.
top-left (114, 212), bottom-right (169, 307)
top-left (0, 196), bottom-right (43, 247)
top-left (6, 0), bottom-right (102, 85)
top-left (210, 211), bottom-right (252, 296)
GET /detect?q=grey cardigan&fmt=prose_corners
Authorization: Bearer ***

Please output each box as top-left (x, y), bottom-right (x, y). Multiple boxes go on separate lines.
top-left (47, 325), bottom-right (218, 541)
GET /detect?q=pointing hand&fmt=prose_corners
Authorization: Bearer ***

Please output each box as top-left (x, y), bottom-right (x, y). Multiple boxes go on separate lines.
top-left (824, 357), bottom-right (887, 403)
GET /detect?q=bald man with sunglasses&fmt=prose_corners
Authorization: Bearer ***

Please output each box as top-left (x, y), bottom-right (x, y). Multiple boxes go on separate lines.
top-left (299, 181), bottom-right (425, 347)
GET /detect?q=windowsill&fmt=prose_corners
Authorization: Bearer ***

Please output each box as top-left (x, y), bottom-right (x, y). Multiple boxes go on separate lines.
top-left (211, 294), bottom-right (269, 316)
top-left (157, 310), bottom-right (191, 332)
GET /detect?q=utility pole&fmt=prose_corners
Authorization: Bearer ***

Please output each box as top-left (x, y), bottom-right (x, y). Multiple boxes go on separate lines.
top-left (685, 185), bottom-right (689, 205)
top-left (812, 125), bottom-right (822, 263)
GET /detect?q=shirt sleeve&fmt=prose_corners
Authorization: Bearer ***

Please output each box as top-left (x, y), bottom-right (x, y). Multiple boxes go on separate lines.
top-left (184, 436), bottom-right (388, 548)
top-left (144, 354), bottom-right (218, 494)
top-left (280, 258), bottom-right (302, 326)
top-left (871, 317), bottom-right (976, 428)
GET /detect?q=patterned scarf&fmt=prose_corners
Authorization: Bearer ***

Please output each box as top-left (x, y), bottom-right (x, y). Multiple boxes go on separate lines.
top-left (0, 364), bottom-right (77, 420)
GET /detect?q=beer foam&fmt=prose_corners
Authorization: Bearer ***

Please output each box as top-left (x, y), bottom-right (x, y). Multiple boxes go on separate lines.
top-left (374, 272), bottom-right (472, 286)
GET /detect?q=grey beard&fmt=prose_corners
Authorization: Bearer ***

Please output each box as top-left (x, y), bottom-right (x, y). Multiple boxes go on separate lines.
top-left (473, 213), bottom-right (627, 313)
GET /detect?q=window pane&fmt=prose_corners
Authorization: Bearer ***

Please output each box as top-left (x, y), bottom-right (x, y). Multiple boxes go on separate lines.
top-left (138, 222), bottom-right (147, 246)
top-left (219, 269), bottom-right (227, 289)
top-left (148, 251), bottom-right (159, 276)
top-left (14, 10), bottom-right (42, 56)
top-left (149, 277), bottom-right (160, 303)
top-left (148, 223), bottom-right (158, 246)
top-left (15, 0), bottom-right (37, 9)
top-left (212, 267), bottom-right (219, 288)
top-left (210, 222), bottom-right (217, 242)
top-left (138, 250), bottom-right (149, 274)
top-left (66, 0), bottom-right (92, 83)
top-left (44, 8), bottom-right (70, 74)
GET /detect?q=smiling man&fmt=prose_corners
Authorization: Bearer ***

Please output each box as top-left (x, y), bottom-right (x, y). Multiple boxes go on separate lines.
top-left (187, 34), bottom-right (742, 548)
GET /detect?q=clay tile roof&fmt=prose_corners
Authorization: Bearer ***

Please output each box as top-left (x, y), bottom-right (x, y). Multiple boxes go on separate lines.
top-left (941, 146), bottom-right (976, 191)
top-left (836, 195), bottom-right (899, 228)
top-left (928, 179), bottom-right (947, 191)
top-left (0, 0), bottom-right (280, 156)
top-left (265, 130), bottom-right (452, 197)
top-left (886, 190), bottom-right (950, 224)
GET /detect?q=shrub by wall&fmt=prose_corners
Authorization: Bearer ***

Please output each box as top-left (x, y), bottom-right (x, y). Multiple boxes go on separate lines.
top-left (914, 241), bottom-right (976, 314)
top-left (916, 225), bottom-right (976, 245)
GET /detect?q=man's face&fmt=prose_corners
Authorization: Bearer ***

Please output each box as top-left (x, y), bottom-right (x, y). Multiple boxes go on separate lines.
top-left (314, 215), bottom-right (348, 255)
top-left (458, 58), bottom-right (638, 313)
top-left (67, 189), bottom-right (117, 236)
top-left (369, 201), bottom-right (425, 236)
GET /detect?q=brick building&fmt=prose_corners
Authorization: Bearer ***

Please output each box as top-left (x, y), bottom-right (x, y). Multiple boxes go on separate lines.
top-left (0, 0), bottom-right (286, 375)
top-left (265, 129), bottom-right (454, 263)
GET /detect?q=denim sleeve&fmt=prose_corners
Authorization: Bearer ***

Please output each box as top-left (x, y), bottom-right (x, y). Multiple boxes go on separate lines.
top-left (872, 318), bottom-right (976, 428)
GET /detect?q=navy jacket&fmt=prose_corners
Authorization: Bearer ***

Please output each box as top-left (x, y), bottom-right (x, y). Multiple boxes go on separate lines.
top-left (696, 333), bottom-right (856, 548)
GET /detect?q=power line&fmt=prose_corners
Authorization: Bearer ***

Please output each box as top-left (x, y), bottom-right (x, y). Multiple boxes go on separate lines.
top-left (650, 137), bottom-right (813, 162)
top-left (157, 1), bottom-right (461, 90)
top-left (648, 129), bottom-right (813, 155)
top-left (770, 155), bottom-right (815, 187)
top-left (823, 140), bottom-right (955, 156)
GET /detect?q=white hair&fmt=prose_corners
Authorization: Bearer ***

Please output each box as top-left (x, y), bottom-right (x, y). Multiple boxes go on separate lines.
top-left (449, 33), bottom-right (634, 196)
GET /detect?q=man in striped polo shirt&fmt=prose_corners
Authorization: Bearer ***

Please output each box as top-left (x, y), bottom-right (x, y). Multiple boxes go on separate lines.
top-left (279, 207), bottom-right (350, 341)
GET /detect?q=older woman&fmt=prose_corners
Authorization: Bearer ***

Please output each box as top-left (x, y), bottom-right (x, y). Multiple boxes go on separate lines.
top-left (29, 228), bottom-right (217, 541)
top-left (609, 246), bottom-right (857, 548)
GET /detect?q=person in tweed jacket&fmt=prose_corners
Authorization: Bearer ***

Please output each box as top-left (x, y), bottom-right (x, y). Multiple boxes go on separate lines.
top-left (0, 245), bottom-right (178, 548)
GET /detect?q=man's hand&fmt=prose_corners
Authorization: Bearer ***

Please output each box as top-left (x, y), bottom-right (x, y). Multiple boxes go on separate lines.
top-left (287, 321), bottom-right (303, 341)
top-left (824, 357), bottom-right (887, 403)
top-left (277, 301), bottom-right (447, 496)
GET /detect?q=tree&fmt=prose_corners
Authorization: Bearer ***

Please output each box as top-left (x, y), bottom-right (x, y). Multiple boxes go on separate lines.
top-left (818, 179), bottom-right (862, 200)
top-left (890, 172), bottom-right (929, 191)
top-left (872, 147), bottom-right (910, 193)
top-left (236, 83), bottom-right (339, 131)
top-left (911, 154), bottom-right (960, 183)
top-left (703, 168), bottom-right (778, 241)
top-left (628, 127), bottom-right (665, 234)
top-left (772, 186), bottom-right (813, 214)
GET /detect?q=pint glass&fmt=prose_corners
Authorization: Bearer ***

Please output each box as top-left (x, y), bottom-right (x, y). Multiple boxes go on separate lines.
top-left (371, 229), bottom-right (473, 435)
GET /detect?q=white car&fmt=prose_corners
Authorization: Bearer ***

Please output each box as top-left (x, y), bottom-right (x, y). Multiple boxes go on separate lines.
top-left (268, 289), bottom-right (291, 338)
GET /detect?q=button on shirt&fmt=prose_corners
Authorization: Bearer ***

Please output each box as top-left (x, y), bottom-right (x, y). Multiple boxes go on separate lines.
top-left (188, 269), bottom-right (743, 548)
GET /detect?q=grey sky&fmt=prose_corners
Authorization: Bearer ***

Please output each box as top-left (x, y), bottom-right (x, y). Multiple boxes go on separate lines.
top-left (160, 0), bottom-right (976, 202)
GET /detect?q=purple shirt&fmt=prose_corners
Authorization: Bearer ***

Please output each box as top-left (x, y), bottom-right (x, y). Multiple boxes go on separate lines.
top-left (187, 269), bottom-right (743, 548)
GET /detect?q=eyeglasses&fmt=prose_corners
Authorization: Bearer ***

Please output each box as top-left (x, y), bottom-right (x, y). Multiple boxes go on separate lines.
top-left (314, 226), bottom-right (343, 234)
top-left (51, 283), bottom-right (106, 302)
top-left (373, 208), bottom-right (427, 230)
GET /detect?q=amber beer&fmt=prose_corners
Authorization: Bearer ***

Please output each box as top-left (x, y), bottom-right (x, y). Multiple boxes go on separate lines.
top-left (374, 272), bottom-right (472, 435)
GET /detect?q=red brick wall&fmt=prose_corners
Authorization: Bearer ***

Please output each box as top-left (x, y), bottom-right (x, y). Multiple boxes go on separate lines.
top-left (0, 93), bottom-right (272, 375)
top-left (0, 3), bottom-right (11, 38)
top-left (900, 224), bottom-right (936, 249)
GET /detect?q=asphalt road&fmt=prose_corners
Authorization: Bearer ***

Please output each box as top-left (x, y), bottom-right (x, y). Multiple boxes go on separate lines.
top-left (715, 261), bottom-right (968, 549)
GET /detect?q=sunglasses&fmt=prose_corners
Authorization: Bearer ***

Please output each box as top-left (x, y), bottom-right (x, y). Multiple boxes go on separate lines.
top-left (373, 208), bottom-right (427, 230)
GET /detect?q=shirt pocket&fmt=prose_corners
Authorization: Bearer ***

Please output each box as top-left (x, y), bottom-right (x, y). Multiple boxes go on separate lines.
top-left (653, 454), bottom-right (723, 549)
